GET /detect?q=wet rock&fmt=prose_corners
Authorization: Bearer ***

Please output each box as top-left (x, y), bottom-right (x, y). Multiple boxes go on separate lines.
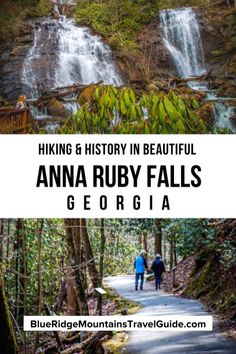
top-left (151, 80), bottom-right (168, 90)
top-left (146, 83), bottom-right (160, 93)
top-left (47, 98), bottom-right (70, 118)
top-left (60, 4), bottom-right (74, 17)
top-left (218, 80), bottom-right (236, 97)
top-left (229, 55), bottom-right (236, 76)
top-left (78, 85), bottom-right (97, 105)
top-left (136, 18), bottom-right (172, 80)
top-left (198, 3), bottom-right (236, 76)
top-left (198, 102), bottom-right (214, 127)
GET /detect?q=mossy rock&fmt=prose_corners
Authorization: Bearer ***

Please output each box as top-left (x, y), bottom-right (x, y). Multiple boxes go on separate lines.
top-left (146, 83), bottom-right (160, 93)
top-left (186, 259), bottom-right (214, 298)
top-left (197, 102), bottom-right (214, 127)
top-left (47, 98), bottom-right (69, 118)
top-left (151, 80), bottom-right (168, 91)
top-left (176, 86), bottom-right (206, 99)
top-left (218, 81), bottom-right (236, 98)
top-left (229, 55), bottom-right (236, 76)
top-left (225, 13), bottom-right (236, 27)
top-left (78, 85), bottom-right (97, 105)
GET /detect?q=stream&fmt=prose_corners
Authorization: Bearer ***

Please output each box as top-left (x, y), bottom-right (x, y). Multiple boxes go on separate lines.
top-left (160, 7), bottom-right (236, 132)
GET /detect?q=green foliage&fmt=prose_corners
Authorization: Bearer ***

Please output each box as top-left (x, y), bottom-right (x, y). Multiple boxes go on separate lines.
top-left (88, 219), bottom-right (140, 275)
top-left (30, 0), bottom-right (53, 17)
top-left (0, 0), bottom-right (52, 40)
top-left (75, 0), bottom-right (159, 50)
top-left (75, 0), bottom-right (209, 50)
top-left (157, 0), bottom-right (209, 9)
top-left (5, 220), bottom-right (65, 314)
top-left (60, 85), bottom-right (208, 134)
top-left (162, 219), bottom-right (216, 259)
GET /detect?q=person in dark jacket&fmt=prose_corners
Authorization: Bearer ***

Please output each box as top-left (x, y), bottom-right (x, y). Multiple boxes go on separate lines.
top-left (134, 252), bottom-right (148, 291)
top-left (151, 254), bottom-right (165, 290)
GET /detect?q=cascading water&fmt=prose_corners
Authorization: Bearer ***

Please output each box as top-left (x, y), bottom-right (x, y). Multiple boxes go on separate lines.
top-left (21, 18), bottom-right (59, 99)
top-left (159, 7), bottom-right (236, 133)
top-left (160, 8), bottom-right (205, 78)
top-left (55, 19), bottom-right (122, 87)
top-left (214, 103), bottom-right (236, 132)
top-left (21, 20), bottom-right (122, 98)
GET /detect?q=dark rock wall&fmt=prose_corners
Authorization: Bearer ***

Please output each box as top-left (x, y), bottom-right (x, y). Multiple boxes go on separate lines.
top-left (0, 24), bottom-right (34, 100)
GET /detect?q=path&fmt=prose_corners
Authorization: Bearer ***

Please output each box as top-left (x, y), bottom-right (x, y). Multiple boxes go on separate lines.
top-left (106, 275), bottom-right (236, 354)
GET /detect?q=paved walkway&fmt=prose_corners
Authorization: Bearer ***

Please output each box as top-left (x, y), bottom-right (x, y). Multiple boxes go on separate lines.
top-left (106, 275), bottom-right (236, 354)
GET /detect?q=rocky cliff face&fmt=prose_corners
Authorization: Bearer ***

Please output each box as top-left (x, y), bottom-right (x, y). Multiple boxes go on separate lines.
top-left (198, 1), bottom-right (236, 76)
top-left (0, 23), bottom-right (34, 100)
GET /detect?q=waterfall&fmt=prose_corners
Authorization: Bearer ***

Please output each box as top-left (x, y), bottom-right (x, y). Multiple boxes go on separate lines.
top-left (159, 7), bottom-right (236, 133)
top-left (21, 1), bottom-right (122, 105)
top-left (21, 19), bottom-right (59, 99)
top-left (55, 18), bottom-right (122, 87)
top-left (57, 0), bottom-right (74, 4)
top-left (160, 8), bottom-right (205, 78)
top-left (214, 103), bottom-right (236, 132)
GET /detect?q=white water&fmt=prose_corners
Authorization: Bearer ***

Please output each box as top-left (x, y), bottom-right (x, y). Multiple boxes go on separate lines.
top-left (187, 79), bottom-right (236, 131)
top-left (160, 8), bottom-right (236, 133)
top-left (55, 18), bottom-right (122, 87)
top-left (21, 1), bottom-right (122, 109)
top-left (214, 103), bottom-right (236, 132)
top-left (160, 8), bottom-right (205, 78)
top-left (57, 0), bottom-right (75, 4)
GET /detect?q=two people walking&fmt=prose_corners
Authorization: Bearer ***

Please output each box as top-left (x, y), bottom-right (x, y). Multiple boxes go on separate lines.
top-left (134, 252), bottom-right (165, 291)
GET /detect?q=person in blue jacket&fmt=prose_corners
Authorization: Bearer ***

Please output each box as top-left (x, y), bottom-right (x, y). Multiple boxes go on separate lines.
top-left (134, 252), bottom-right (148, 290)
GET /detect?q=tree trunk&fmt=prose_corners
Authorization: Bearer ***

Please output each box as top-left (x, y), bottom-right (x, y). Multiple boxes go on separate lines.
top-left (143, 231), bottom-right (148, 259)
top-left (6, 220), bottom-right (11, 264)
top-left (54, 257), bottom-right (67, 314)
top-left (97, 219), bottom-right (106, 315)
top-left (80, 218), bottom-right (99, 288)
top-left (0, 219), bottom-right (4, 262)
top-left (169, 240), bottom-right (174, 270)
top-left (33, 219), bottom-right (44, 353)
top-left (0, 276), bottom-right (18, 354)
top-left (154, 219), bottom-right (162, 255)
top-left (138, 234), bottom-right (142, 246)
top-left (14, 222), bottom-right (19, 321)
top-left (99, 219), bottom-right (106, 284)
top-left (65, 219), bottom-right (88, 315)
top-left (65, 223), bottom-right (80, 316)
top-left (17, 220), bottom-right (26, 327)
top-left (163, 238), bottom-right (167, 262)
top-left (173, 238), bottom-right (177, 266)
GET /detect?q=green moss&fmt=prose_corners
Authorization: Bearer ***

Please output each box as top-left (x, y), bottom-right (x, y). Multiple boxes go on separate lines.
top-left (211, 49), bottom-right (225, 57)
top-left (31, 0), bottom-right (53, 17)
top-left (104, 332), bottom-right (129, 354)
top-left (186, 252), bottom-right (236, 322)
top-left (104, 284), bottom-right (141, 315)
top-left (186, 260), bottom-right (213, 297)
top-left (75, 0), bottom-right (159, 51)
top-left (0, 276), bottom-right (18, 353)
top-left (103, 284), bottom-right (140, 354)
top-left (0, 0), bottom-right (52, 40)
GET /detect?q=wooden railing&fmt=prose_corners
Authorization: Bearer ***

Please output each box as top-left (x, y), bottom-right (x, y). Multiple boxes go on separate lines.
top-left (0, 108), bottom-right (32, 134)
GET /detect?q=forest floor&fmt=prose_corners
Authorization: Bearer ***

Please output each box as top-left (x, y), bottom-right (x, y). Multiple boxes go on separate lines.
top-left (106, 275), bottom-right (236, 354)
